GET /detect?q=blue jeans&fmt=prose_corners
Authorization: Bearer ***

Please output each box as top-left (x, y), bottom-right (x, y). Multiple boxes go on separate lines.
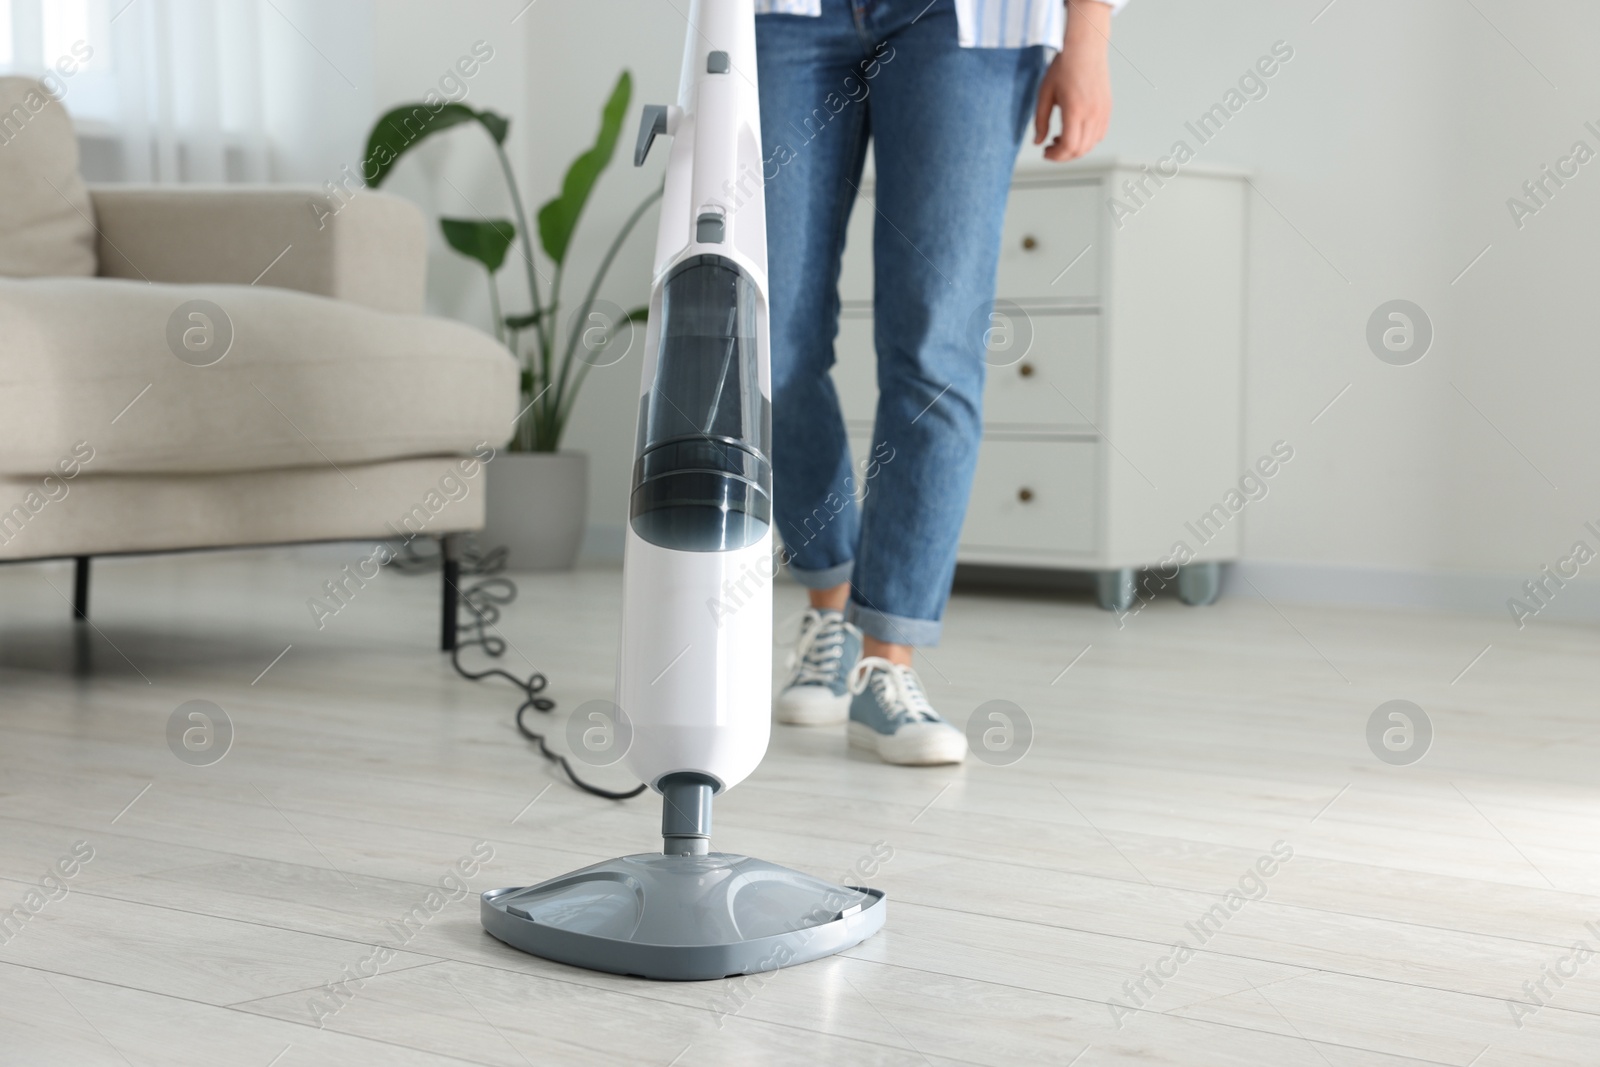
top-left (757, 0), bottom-right (1046, 646)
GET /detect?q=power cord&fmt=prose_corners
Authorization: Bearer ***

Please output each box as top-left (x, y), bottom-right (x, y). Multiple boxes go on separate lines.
top-left (391, 536), bottom-right (646, 801)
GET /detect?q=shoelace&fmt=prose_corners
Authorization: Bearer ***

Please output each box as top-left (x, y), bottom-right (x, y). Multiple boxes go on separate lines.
top-left (788, 609), bottom-right (856, 685)
top-left (847, 657), bottom-right (939, 723)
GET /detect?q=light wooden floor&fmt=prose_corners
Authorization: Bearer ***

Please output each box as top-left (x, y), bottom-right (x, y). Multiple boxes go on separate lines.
top-left (2, 547), bottom-right (1598, 1066)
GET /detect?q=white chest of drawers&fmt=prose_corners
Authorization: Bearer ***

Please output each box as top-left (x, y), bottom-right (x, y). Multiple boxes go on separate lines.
top-left (829, 159), bottom-right (1247, 610)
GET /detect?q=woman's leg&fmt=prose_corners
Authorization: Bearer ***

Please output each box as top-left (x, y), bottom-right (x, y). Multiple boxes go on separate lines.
top-left (848, 1), bottom-right (1048, 651)
top-left (756, 2), bottom-right (878, 595)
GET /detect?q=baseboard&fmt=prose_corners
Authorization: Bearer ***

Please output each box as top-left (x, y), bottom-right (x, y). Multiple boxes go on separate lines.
top-left (963, 556), bottom-right (1600, 625)
top-left (576, 527), bottom-right (1597, 625)
top-left (1225, 560), bottom-right (1600, 624)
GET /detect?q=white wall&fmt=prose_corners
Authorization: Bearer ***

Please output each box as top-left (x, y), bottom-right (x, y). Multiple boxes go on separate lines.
top-left (260, 0), bottom-right (378, 184)
top-left (520, 0), bottom-right (683, 559)
top-left (1095, 0), bottom-right (1600, 617)
top-left (382, 0), bottom-right (1600, 617)
top-left (372, 0), bottom-right (533, 341)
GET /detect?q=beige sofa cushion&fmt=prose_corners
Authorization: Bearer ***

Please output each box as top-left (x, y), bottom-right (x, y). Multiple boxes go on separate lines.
top-left (0, 277), bottom-right (518, 475)
top-left (0, 77), bottom-right (97, 278)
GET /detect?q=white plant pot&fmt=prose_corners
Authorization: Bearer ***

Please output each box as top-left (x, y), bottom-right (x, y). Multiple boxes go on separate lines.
top-left (481, 451), bottom-right (589, 571)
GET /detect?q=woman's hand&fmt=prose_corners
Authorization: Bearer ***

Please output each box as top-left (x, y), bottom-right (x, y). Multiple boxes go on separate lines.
top-left (1034, 0), bottom-right (1114, 162)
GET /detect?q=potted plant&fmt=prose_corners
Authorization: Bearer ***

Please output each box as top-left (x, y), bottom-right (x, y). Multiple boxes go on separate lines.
top-left (365, 72), bottom-right (658, 569)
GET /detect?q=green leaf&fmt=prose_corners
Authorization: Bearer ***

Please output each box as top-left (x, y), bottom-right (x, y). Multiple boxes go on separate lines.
top-left (362, 103), bottom-right (510, 187)
top-left (504, 312), bottom-right (542, 330)
top-left (536, 71), bottom-right (632, 266)
top-left (623, 305), bottom-right (649, 323)
top-left (440, 217), bottom-right (515, 274)
top-left (476, 110), bottom-right (511, 145)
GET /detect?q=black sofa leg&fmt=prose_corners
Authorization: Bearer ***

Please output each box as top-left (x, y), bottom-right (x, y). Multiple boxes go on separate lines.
top-left (73, 556), bottom-right (90, 622)
top-left (440, 534), bottom-right (460, 652)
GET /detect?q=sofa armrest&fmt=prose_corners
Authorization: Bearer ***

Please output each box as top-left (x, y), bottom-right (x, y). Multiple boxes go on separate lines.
top-left (87, 186), bottom-right (426, 315)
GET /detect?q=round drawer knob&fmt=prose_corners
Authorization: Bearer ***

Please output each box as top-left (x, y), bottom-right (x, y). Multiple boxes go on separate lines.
top-left (1021, 235), bottom-right (1038, 251)
top-left (1018, 488), bottom-right (1034, 503)
top-left (1018, 362), bottom-right (1035, 378)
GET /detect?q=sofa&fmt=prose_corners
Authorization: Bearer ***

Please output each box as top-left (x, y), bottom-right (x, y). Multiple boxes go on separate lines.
top-left (0, 77), bottom-right (517, 648)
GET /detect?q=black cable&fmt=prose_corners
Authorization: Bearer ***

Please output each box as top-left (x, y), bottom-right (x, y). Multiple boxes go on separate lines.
top-left (511, 705), bottom-right (647, 801)
top-left (391, 536), bottom-right (646, 801)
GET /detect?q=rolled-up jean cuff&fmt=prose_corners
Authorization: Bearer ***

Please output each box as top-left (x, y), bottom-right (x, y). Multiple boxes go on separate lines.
top-left (785, 557), bottom-right (854, 590)
top-left (846, 602), bottom-right (943, 647)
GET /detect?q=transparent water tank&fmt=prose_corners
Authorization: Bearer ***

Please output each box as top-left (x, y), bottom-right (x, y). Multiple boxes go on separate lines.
top-left (630, 255), bottom-right (772, 552)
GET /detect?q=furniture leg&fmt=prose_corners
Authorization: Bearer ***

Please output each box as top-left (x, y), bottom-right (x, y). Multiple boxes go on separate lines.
top-left (73, 556), bottom-right (90, 621)
top-left (1177, 561), bottom-right (1222, 606)
top-left (440, 534), bottom-right (461, 652)
top-left (1095, 568), bottom-right (1136, 613)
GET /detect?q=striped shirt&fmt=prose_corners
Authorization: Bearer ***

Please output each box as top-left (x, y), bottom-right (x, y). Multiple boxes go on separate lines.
top-left (753, 0), bottom-right (1128, 50)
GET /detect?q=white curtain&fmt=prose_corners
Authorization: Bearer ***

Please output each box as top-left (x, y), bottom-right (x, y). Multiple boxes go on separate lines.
top-left (0, 0), bottom-right (373, 184)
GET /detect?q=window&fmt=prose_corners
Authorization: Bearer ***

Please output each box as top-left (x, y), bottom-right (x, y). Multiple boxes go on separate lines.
top-left (2, 0), bottom-right (371, 183)
top-left (0, 0), bottom-right (116, 124)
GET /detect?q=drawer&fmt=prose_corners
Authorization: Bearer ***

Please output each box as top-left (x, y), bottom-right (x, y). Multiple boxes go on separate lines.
top-left (996, 183), bottom-right (1101, 300)
top-left (831, 309), bottom-right (1100, 430)
top-left (960, 439), bottom-right (1097, 555)
top-left (839, 181), bottom-right (1101, 305)
top-left (984, 308), bottom-right (1099, 429)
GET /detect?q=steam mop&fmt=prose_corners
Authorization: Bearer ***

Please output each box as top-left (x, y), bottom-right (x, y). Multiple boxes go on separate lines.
top-left (481, 0), bottom-right (887, 981)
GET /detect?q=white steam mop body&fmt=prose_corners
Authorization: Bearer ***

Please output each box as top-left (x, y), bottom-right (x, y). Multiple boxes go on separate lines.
top-left (482, 0), bottom-right (886, 981)
top-left (621, 0), bottom-right (771, 793)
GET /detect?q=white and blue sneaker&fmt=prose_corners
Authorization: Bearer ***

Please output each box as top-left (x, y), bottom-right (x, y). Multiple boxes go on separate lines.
top-left (846, 657), bottom-right (967, 766)
top-left (775, 609), bottom-right (862, 725)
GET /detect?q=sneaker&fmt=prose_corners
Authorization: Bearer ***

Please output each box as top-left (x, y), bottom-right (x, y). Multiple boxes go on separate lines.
top-left (846, 657), bottom-right (967, 766)
top-left (774, 609), bottom-right (862, 725)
